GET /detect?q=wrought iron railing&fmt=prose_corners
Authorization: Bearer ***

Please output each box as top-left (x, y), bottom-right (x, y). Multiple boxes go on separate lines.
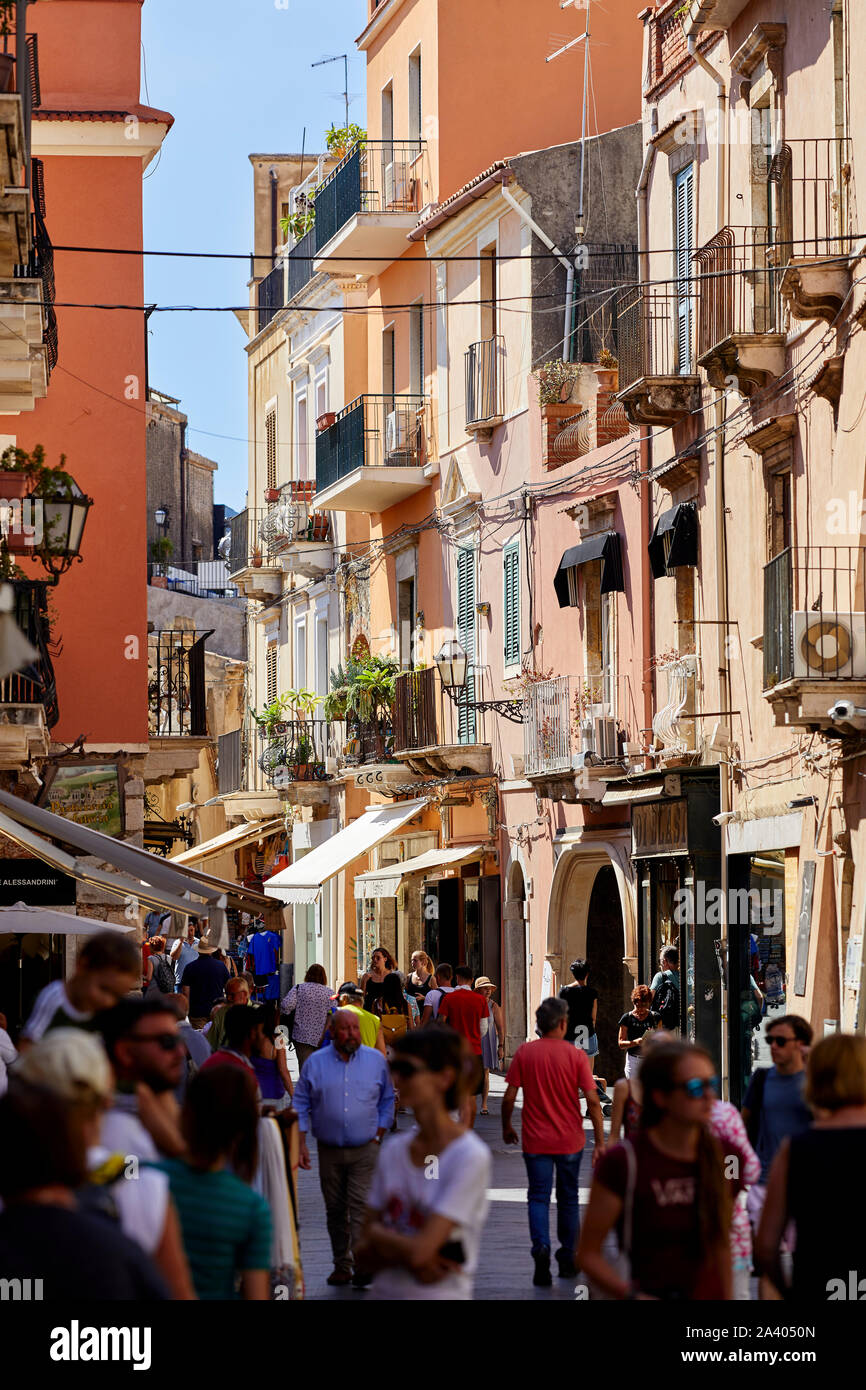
top-left (694, 225), bottom-right (782, 359)
top-left (258, 718), bottom-right (334, 785)
top-left (256, 262), bottom-right (284, 334)
top-left (524, 676), bottom-right (575, 776)
top-left (314, 140), bottom-right (424, 251)
top-left (229, 501), bottom-right (329, 573)
top-left (465, 336), bottom-right (504, 429)
top-left (287, 227), bottom-right (316, 302)
top-left (147, 560), bottom-right (238, 599)
top-left (0, 579), bottom-right (58, 727)
top-left (316, 394), bottom-right (427, 491)
top-left (762, 137), bottom-right (854, 262)
top-left (393, 667), bottom-right (437, 751)
top-left (617, 284), bottom-right (695, 390)
top-left (148, 630), bottom-right (211, 737)
top-left (763, 545), bottom-right (866, 689)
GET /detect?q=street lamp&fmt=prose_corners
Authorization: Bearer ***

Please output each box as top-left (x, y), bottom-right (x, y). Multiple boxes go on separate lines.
top-left (31, 475), bottom-right (94, 585)
top-left (434, 638), bottom-right (525, 723)
top-left (154, 506), bottom-right (169, 531)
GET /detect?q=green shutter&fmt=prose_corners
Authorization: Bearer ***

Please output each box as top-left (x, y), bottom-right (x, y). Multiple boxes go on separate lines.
top-left (675, 164), bottom-right (694, 373)
top-left (503, 544), bottom-right (520, 667)
top-left (456, 546), bottom-right (476, 743)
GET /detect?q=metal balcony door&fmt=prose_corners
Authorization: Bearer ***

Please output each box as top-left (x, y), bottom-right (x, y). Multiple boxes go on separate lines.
top-left (457, 545), bottom-right (477, 743)
top-left (675, 164), bottom-right (694, 373)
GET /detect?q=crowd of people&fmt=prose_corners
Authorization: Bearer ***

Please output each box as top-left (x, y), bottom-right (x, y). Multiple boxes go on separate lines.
top-left (0, 922), bottom-right (864, 1304)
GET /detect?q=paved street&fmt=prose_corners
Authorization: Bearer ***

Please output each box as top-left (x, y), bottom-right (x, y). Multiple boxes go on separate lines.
top-left (292, 1067), bottom-right (602, 1301)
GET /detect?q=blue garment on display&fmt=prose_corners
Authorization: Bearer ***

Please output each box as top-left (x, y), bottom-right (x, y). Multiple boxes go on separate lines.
top-left (248, 930), bottom-right (280, 975)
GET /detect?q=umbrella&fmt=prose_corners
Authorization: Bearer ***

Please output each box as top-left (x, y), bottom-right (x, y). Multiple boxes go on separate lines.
top-left (0, 902), bottom-right (134, 935)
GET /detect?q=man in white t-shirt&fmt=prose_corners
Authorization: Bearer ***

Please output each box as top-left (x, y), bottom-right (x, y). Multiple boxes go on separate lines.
top-left (420, 964), bottom-right (455, 1025)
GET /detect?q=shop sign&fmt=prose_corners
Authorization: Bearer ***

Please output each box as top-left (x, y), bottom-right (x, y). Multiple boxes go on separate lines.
top-left (48, 764), bottom-right (123, 838)
top-left (632, 798), bottom-right (688, 858)
top-left (0, 859), bottom-right (77, 906)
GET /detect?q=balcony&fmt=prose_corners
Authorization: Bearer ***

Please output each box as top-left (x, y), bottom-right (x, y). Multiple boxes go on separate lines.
top-left (682, 0), bottom-right (752, 36)
top-left (694, 226), bottom-right (786, 396)
top-left (265, 488), bottom-right (333, 579)
top-left (315, 394), bottom-right (432, 513)
top-left (228, 508), bottom-right (283, 602)
top-left (616, 286), bottom-right (701, 426)
top-left (148, 558), bottom-right (238, 599)
top-left (775, 138), bottom-right (854, 324)
top-left (144, 629), bottom-right (212, 784)
top-left (651, 654), bottom-right (698, 764)
top-left (258, 718), bottom-right (336, 807)
top-left (392, 666), bottom-right (492, 777)
top-left (763, 546), bottom-right (866, 731)
top-left (465, 336), bottom-right (504, 437)
top-left (256, 262), bottom-right (284, 334)
top-left (523, 676), bottom-right (625, 802)
top-left (0, 581), bottom-right (56, 777)
top-left (313, 140), bottom-right (424, 276)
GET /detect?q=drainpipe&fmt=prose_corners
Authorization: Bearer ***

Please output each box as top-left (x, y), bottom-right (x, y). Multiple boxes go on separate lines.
top-left (269, 167), bottom-right (279, 265)
top-left (636, 128), bottom-right (657, 757)
top-left (713, 386), bottom-right (731, 1098)
top-left (688, 36), bottom-right (728, 230)
top-left (500, 184), bottom-right (576, 363)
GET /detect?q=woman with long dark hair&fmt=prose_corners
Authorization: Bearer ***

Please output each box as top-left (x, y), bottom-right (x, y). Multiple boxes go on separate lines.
top-left (162, 1067), bottom-right (272, 1300)
top-left (362, 946), bottom-right (397, 1017)
top-left (578, 1041), bottom-right (732, 1299)
top-left (379, 970), bottom-right (415, 1044)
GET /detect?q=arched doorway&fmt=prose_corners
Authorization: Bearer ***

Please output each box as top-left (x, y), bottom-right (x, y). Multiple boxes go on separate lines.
top-left (585, 865), bottom-right (633, 1082)
top-left (503, 861), bottom-right (527, 1059)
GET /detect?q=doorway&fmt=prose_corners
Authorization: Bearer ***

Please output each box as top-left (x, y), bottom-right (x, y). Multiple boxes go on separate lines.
top-left (585, 865), bottom-right (633, 1082)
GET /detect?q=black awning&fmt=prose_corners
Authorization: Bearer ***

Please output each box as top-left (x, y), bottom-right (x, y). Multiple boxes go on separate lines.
top-left (554, 531), bottom-right (625, 607)
top-left (648, 502), bottom-right (698, 579)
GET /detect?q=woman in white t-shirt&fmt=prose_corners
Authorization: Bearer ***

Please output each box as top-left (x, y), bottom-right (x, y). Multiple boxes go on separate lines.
top-left (357, 1028), bottom-right (491, 1300)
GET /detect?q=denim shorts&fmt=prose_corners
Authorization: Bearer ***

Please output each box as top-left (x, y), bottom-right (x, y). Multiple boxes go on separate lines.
top-left (574, 1032), bottom-right (599, 1058)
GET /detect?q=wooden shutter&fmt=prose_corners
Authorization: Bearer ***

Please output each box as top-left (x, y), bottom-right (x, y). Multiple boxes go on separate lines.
top-left (265, 408), bottom-right (277, 490)
top-left (675, 165), bottom-right (694, 373)
top-left (457, 546), bottom-right (476, 743)
top-left (503, 543), bottom-right (520, 668)
top-left (266, 643), bottom-right (278, 706)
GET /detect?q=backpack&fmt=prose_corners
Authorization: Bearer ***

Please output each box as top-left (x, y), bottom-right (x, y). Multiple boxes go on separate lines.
top-left (146, 953), bottom-right (176, 997)
top-left (379, 1006), bottom-right (409, 1043)
top-left (653, 971), bottom-right (680, 1030)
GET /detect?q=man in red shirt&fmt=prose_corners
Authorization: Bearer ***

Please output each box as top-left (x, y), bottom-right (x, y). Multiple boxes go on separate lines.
top-left (503, 996), bottom-right (604, 1287)
top-left (437, 965), bottom-right (489, 1129)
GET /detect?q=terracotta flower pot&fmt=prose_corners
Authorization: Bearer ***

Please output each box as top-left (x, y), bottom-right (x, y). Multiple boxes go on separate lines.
top-left (264, 487), bottom-right (281, 502)
top-left (251, 553), bottom-right (263, 569)
top-left (316, 411), bottom-right (336, 433)
top-left (0, 471), bottom-right (35, 500)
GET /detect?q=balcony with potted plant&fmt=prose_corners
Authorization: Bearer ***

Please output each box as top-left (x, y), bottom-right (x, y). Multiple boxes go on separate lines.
top-left (311, 130), bottom-right (427, 279)
top-left (325, 652), bottom-right (424, 792)
top-left (255, 688), bottom-right (336, 806)
top-left (226, 508), bottom-right (283, 602)
top-left (315, 393), bottom-right (433, 512)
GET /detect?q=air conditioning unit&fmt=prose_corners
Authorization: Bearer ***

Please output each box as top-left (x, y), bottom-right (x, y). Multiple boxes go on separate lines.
top-left (792, 612), bottom-right (866, 680)
top-left (385, 409), bottom-right (412, 461)
top-left (593, 715), bottom-right (619, 761)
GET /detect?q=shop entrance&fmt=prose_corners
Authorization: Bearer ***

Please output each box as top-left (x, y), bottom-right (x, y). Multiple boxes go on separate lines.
top-left (728, 850), bottom-right (787, 1106)
top-left (503, 863), bottom-right (528, 1057)
top-left (585, 865), bottom-right (633, 1082)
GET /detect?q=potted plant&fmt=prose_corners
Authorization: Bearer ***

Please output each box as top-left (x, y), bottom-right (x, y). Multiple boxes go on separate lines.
top-left (324, 653), bottom-right (398, 759)
top-left (533, 359), bottom-right (582, 406)
top-left (251, 546), bottom-right (263, 568)
top-left (264, 486), bottom-right (281, 503)
top-left (149, 536), bottom-right (174, 580)
top-left (253, 697), bottom-right (290, 739)
top-left (316, 411), bottom-right (336, 433)
top-left (291, 731), bottom-right (314, 780)
top-left (325, 123), bottom-right (367, 161)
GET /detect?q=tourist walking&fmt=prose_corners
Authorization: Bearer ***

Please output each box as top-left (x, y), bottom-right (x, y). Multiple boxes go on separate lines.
top-left (358, 1028), bottom-right (491, 1300)
top-left (144, 936), bottom-right (176, 998)
top-left (617, 985), bottom-right (661, 1078)
top-left (379, 970), bottom-right (414, 1044)
top-left (578, 1041), bottom-right (732, 1299)
top-left (98, 997), bottom-right (188, 1161)
top-left (251, 1000), bottom-right (294, 1111)
top-left (559, 959), bottom-right (610, 1103)
top-left (405, 950), bottom-right (437, 1010)
top-left (281, 964), bottom-right (334, 1070)
top-left (337, 983), bottom-right (386, 1053)
top-left (179, 937), bottom-right (230, 1029)
top-left (438, 965), bottom-right (489, 1127)
top-left (474, 976), bottom-right (504, 1114)
top-left (361, 946), bottom-right (397, 1016)
top-left (650, 945), bottom-right (681, 1032)
top-left (294, 1009), bottom-right (395, 1287)
top-left (709, 1097), bottom-right (761, 1300)
top-left (162, 1066), bottom-right (272, 1300)
top-left (757, 1032), bottom-right (866, 1302)
top-left (419, 963), bottom-right (454, 1024)
top-left (171, 921), bottom-right (200, 989)
top-left (503, 996), bottom-right (605, 1286)
top-left (204, 975), bottom-right (251, 1051)
top-left (20, 931), bottom-right (141, 1046)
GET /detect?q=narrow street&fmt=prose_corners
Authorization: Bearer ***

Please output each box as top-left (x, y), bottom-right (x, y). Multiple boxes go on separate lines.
top-left (293, 1070), bottom-right (598, 1302)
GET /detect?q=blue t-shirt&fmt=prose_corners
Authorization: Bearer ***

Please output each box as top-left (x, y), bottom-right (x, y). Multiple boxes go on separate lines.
top-left (747, 1067), bottom-right (811, 1182)
top-left (248, 930), bottom-right (280, 998)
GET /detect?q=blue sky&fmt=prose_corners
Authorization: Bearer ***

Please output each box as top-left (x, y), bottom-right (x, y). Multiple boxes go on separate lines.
top-left (140, 0), bottom-right (366, 510)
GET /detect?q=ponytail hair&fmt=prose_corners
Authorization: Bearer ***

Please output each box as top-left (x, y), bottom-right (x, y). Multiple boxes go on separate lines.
top-left (638, 1040), bottom-right (731, 1253)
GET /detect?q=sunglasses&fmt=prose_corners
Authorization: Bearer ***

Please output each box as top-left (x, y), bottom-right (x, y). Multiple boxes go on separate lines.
top-left (768, 1035), bottom-right (795, 1047)
top-left (128, 1032), bottom-right (185, 1052)
top-left (678, 1076), bottom-right (719, 1098)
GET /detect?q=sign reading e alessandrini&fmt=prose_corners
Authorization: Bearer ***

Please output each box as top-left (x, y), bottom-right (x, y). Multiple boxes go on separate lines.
top-left (0, 859), bottom-right (77, 906)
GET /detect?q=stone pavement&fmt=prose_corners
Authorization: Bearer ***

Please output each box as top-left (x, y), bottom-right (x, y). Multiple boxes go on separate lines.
top-left (291, 1067), bottom-right (604, 1302)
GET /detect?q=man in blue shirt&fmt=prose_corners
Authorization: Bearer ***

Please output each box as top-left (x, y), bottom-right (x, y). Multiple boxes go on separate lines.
top-left (171, 921), bottom-right (200, 988)
top-left (294, 1009), bottom-right (394, 1288)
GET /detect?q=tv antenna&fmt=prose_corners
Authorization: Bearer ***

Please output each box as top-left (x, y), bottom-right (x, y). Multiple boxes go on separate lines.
top-left (547, 0), bottom-right (591, 239)
top-left (312, 54), bottom-right (350, 137)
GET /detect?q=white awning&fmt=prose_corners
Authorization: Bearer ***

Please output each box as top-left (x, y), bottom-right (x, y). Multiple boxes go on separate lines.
top-left (353, 844), bottom-right (487, 900)
top-left (264, 798), bottom-right (429, 905)
top-left (601, 783), bottom-right (670, 807)
top-left (170, 818), bottom-right (285, 867)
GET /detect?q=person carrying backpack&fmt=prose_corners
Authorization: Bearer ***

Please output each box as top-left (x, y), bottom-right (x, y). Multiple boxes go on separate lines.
top-left (378, 972), bottom-right (413, 1045)
top-left (650, 945), bottom-right (681, 1033)
top-left (144, 936), bottom-right (176, 998)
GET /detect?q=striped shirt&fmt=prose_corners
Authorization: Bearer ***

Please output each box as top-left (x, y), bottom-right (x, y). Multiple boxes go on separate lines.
top-left (161, 1160), bottom-right (272, 1299)
top-left (21, 980), bottom-right (92, 1042)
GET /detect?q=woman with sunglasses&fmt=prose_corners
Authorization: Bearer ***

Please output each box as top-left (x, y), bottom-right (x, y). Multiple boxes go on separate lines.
top-left (578, 1041), bottom-right (733, 1299)
top-left (356, 1027), bottom-right (491, 1300)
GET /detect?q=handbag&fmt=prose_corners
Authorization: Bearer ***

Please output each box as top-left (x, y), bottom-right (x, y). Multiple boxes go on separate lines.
top-left (588, 1138), bottom-right (637, 1300)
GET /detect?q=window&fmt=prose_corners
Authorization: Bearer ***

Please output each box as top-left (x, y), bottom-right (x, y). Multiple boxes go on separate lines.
top-left (316, 376), bottom-right (328, 424)
top-left (296, 393), bottom-right (309, 481)
top-left (398, 577), bottom-right (415, 670)
top-left (457, 546), bottom-right (477, 743)
top-left (409, 302), bottom-right (424, 397)
top-left (265, 407), bottom-right (277, 491)
top-left (674, 165), bottom-right (694, 373)
top-left (584, 561), bottom-right (617, 718)
top-left (266, 643), bottom-right (278, 707)
top-left (408, 48), bottom-right (422, 150)
top-left (381, 81), bottom-right (394, 147)
top-left (316, 617), bottom-right (329, 697)
top-left (480, 244), bottom-right (497, 343)
top-left (503, 543), bottom-right (520, 669)
top-left (294, 618), bottom-right (307, 690)
top-left (768, 468), bottom-right (792, 560)
top-left (382, 326), bottom-right (396, 398)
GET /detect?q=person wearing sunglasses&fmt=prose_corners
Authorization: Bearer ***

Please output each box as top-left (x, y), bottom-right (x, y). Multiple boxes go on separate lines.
top-left (578, 1041), bottom-right (733, 1299)
top-left (357, 1027), bottom-right (491, 1300)
top-left (97, 997), bottom-right (189, 1161)
top-left (741, 1013), bottom-right (812, 1296)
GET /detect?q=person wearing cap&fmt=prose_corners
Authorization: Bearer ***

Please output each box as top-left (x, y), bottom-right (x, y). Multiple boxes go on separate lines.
top-left (337, 983), bottom-right (387, 1054)
top-left (475, 977), bottom-right (505, 1116)
top-left (180, 934), bottom-right (230, 1029)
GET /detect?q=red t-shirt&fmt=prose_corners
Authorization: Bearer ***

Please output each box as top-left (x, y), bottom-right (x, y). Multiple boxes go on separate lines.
top-left (505, 1038), bottom-right (594, 1154)
top-left (438, 987), bottom-right (489, 1055)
